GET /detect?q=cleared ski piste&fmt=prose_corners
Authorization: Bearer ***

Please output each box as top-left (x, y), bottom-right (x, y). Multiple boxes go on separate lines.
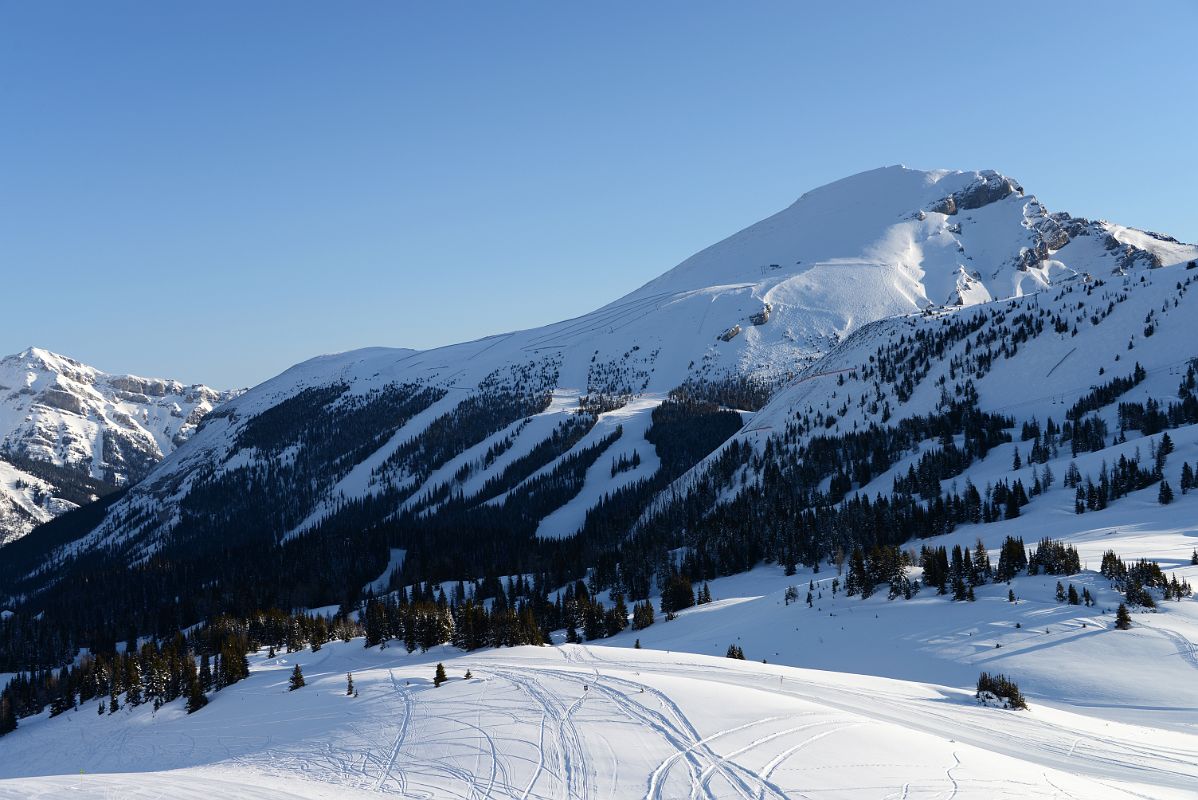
top-left (2, 636), bottom-right (1195, 799)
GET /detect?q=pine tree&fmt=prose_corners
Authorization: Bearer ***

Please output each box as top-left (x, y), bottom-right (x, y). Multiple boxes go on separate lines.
top-left (289, 664), bottom-right (305, 691)
top-left (1055, 581), bottom-right (1066, 602)
top-left (186, 678), bottom-right (208, 714)
top-left (1115, 603), bottom-right (1132, 630)
top-left (199, 652), bottom-right (213, 692)
top-left (725, 644), bottom-right (745, 660)
top-left (1159, 480), bottom-right (1174, 505)
top-left (0, 692), bottom-right (16, 736)
top-left (1007, 589), bottom-right (1016, 603)
top-left (346, 673), bottom-right (355, 696)
top-left (1067, 584), bottom-right (1080, 605)
top-left (434, 663), bottom-right (447, 688)
top-left (464, 669), bottom-right (473, 680)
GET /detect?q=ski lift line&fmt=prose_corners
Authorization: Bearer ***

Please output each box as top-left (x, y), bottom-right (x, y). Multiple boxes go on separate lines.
top-left (522, 291), bottom-right (675, 347)
top-left (520, 300), bottom-right (664, 349)
top-left (775, 367), bottom-right (859, 392)
top-left (465, 333), bottom-right (514, 361)
top-left (1044, 347), bottom-right (1077, 378)
top-left (984, 353), bottom-right (1198, 416)
top-left (519, 298), bottom-right (669, 351)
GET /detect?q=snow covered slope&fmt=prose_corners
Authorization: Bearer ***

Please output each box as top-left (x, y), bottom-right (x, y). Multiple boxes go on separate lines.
top-left (0, 348), bottom-right (235, 544)
top-left (42, 166), bottom-right (1197, 570)
top-left (2, 638), bottom-right (1195, 799)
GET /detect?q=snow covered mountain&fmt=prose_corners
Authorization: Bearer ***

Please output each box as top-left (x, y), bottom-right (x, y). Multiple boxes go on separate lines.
top-left (4, 166), bottom-right (1198, 798)
top-left (0, 348), bottom-right (235, 544)
top-left (31, 166), bottom-right (1195, 576)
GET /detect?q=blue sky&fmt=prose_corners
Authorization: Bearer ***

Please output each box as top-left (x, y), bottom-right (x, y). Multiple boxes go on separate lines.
top-left (3, 1), bottom-right (1195, 388)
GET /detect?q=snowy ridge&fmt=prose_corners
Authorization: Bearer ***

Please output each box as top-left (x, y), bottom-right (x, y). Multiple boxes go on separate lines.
top-left (0, 348), bottom-right (236, 543)
top-left (45, 166), bottom-right (1197, 569)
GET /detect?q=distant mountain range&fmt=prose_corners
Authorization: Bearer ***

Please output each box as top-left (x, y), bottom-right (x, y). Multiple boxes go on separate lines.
top-left (0, 347), bottom-right (235, 543)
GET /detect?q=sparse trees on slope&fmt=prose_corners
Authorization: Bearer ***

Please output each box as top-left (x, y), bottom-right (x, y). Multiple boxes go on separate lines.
top-left (1115, 603), bottom-right (1132, 630)
top-left (289, 665), bottom-right (305, 691)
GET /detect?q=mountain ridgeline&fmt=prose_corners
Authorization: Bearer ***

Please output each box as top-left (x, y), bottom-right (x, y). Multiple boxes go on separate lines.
top-left (2, 166), bottom-right (1197, 670)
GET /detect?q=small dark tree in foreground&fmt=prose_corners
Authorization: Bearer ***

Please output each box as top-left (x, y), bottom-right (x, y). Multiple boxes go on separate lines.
top-left (0, 693), bottom-right (17, 736)
top-left (186, 680), bottom-right (209, 714)
top-left (726, 644), bottom-right (745, 660)
top-left (1115, 603), bottom-right (1132, 630)
top-left (976, 672), bottom-right (1028, 710)
top-left (434, 663), bottom-right (447, 687)
top-left (289, 664), bottom-right (305, 691)
top-left (346, 673), bottom-right (354, 696)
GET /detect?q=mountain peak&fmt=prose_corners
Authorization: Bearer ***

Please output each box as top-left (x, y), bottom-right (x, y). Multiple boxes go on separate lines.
top-left (0, 348), bottom-right (236, 544)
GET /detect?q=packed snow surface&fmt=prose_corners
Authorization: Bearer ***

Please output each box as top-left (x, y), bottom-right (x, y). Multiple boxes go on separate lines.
top-left (2, 638), bottom-right (1195, 799)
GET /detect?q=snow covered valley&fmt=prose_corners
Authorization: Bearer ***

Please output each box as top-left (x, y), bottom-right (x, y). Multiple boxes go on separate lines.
top-left (3, 503), bottom-right (1197, 798)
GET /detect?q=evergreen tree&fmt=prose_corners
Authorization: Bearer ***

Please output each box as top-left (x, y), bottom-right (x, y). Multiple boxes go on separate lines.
top-left (434, 663), bottom-right (447, 688)
top-left (976, 672), bottom-right (1028, 710)
top-left (725, 644), bottom-right (745, 660)
top-left (1067, 584), bottom-right (1080, 605)
top-left (1158, 480), bottom-right (1174, 505)
top-left (346, 673), bottom-right (355, 696)
top-left (1115, 603), bottom-right (1132, 630)
top-left (289, 664), bottom-right (305, 691)
top-left (199, 653), bottom-right (213, 692)
top-left (186, 678), bottom-right (208, 714)
top-left (0, 692), bottom-right (16, 736)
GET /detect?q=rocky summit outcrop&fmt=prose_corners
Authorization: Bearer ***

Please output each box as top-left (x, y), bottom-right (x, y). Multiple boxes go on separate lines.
top-left (928, 170), bottom-right (1022, 215)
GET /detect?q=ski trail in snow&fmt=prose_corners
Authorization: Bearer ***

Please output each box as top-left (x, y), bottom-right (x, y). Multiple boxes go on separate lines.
top-left (1149, 627), bottom-right (1198, 672)
top-left (490, 667), bottom-right (593, 800)
top-left (757, 722), bottom-right (863, 793)
top-left (545, 666), bottom-right (788, 800)
top-left (373, 670), bottom-right (413, 793)
top-left (945, 750), bottom-right (961, 799)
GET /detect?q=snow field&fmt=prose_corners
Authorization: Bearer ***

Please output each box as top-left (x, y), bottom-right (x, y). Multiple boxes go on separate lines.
top-left (3, 640), bottom-right (1195, 799)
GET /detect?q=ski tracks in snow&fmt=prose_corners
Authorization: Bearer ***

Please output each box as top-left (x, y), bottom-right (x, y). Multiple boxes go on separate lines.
top-left (373, 670), bottom-right (413, 793)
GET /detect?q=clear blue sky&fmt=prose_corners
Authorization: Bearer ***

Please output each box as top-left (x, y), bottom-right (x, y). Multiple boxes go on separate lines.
top-left (3, 1), bottom-right (1195, 388)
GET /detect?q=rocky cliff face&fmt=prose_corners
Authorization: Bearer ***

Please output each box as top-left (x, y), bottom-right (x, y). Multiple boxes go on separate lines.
top-left (0, 348), bottom-right (236, 543)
